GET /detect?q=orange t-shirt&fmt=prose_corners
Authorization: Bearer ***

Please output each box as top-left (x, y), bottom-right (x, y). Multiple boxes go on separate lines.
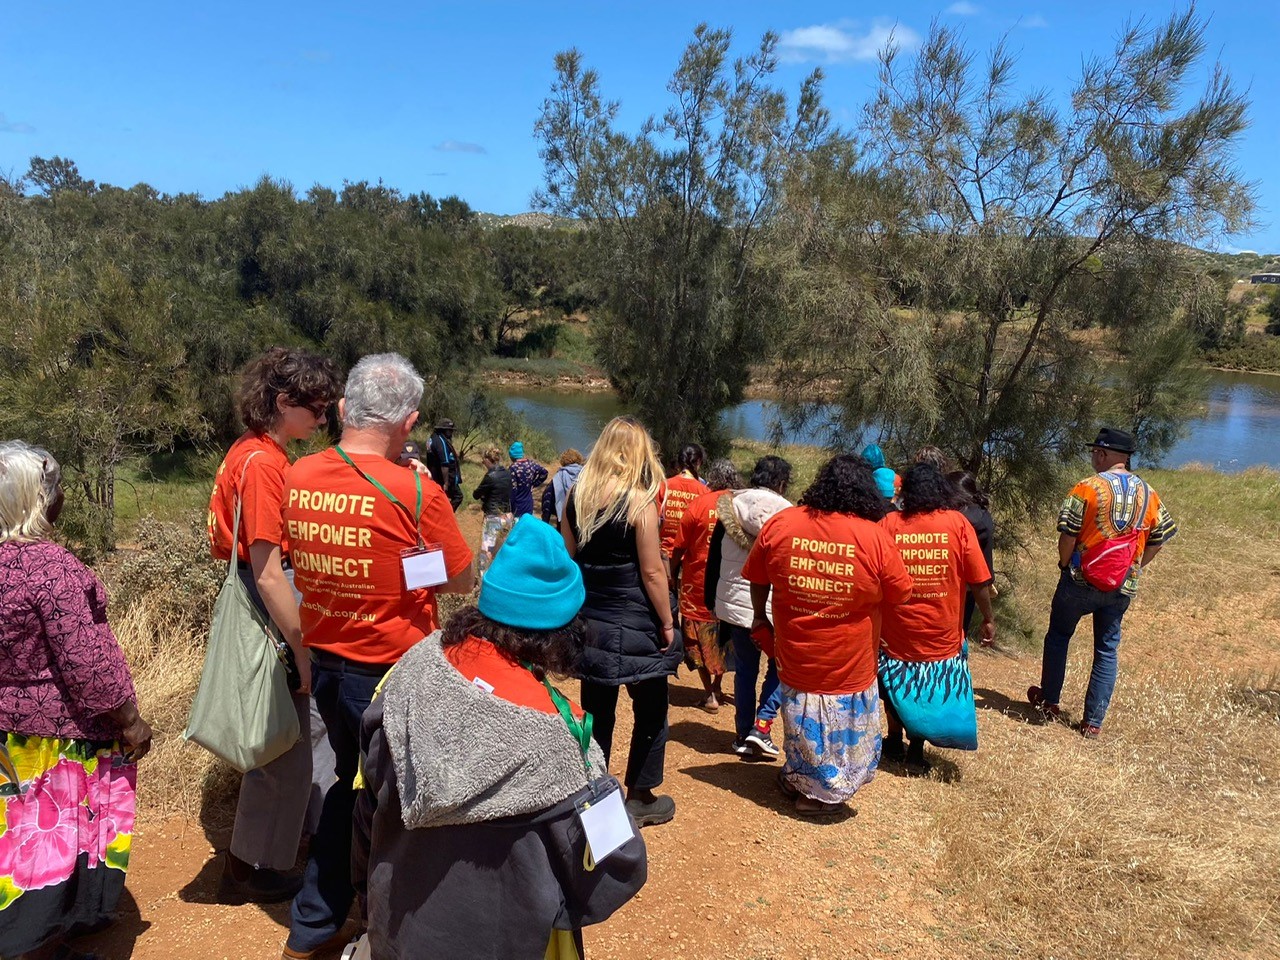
top-left (879, 509), bottom-right (991, 662)
top-left (671, 488), bottom-right (726, 622)
top-left (444, 636), bottom-right (586, 719)
top-left (208, 432), bottom-right (291, 564)
top-left (284, 449), bottom-right (473, 665)
top-left (741, 506), bottom-right (913, 695)
top-left (660, 473), bottom-right (707, 556)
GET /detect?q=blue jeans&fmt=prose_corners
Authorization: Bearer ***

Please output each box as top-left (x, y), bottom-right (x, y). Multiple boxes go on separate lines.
top-left (726, 622), bottom-right (781, 740)
top-left (287, 655), bottom-right (388, 953)
top-left (1039, 571), bottom-right (1132, 728)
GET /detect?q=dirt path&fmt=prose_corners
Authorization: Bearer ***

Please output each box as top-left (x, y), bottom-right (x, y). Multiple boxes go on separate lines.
top-left (78, 644), bottom-right (1045, 960)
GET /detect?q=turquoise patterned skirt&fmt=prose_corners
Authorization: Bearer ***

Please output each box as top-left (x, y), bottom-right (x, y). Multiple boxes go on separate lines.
top-left (877, 645), bottom-right (978, 750)
top-left (778, 683), bottom-right (881, 803)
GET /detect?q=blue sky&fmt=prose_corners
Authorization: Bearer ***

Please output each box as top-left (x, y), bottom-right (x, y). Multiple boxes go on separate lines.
top-left (3, 2), bottom-right (1277, 252)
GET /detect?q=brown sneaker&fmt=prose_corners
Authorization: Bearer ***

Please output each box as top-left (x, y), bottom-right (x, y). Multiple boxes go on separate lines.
top-left (1027, 685), bottom-right (1061, 723)
top-left (282, 919), bottom-right (362, 960)
top-left (1078, 722), bottom-right (1101, 740)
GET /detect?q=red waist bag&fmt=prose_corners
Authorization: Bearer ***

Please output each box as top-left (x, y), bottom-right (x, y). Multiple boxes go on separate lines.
top-left (1078, 479), bottom-right (1150, 592)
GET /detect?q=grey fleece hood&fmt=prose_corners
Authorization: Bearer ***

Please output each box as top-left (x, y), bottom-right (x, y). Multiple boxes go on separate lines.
top-left (380, 632), bottom-right (606, 830)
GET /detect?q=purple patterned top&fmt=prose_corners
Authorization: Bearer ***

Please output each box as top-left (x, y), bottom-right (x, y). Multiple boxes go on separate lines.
top-left (0, 540), bottom-right (136, 740)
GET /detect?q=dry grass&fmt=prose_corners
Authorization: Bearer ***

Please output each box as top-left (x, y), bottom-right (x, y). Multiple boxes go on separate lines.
top-left (113, 594), bottom-right (238, 828)
top-left (930, 664), bottom-right (1280, 959)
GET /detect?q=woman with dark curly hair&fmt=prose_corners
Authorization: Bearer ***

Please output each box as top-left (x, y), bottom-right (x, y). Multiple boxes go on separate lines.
top-left (879, 464), bottom-right (996, 774)
top-left (206, 346), bottom-right (342, 903)
top-left (741, 455), bottom-right (913, 815)
top-left (352, 516), bottom-right (646, 957)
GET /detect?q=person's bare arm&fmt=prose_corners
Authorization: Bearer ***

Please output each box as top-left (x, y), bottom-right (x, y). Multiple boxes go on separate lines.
top-left (440, 564), bottom-right (475, 595)
top-left (250, 540), bottom-right (310, 695)
top-left (1057, 533), bottom-right (1076, 568)
top-left (972, 582), bottom-right (996, 647)
top-left (1140, 543), bottom-right (1163, 567)
top-left (635, 503), bottom-right (675, 651)
top-left (561, 518), bottom-right (579, 558)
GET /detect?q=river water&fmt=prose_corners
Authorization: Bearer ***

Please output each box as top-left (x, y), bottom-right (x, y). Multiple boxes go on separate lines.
top-left (495, 369), bottom-right (1280, 472)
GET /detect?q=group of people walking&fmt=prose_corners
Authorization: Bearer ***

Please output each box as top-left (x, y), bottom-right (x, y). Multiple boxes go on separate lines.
top-left (0, 341), bottom-right (1177, 959)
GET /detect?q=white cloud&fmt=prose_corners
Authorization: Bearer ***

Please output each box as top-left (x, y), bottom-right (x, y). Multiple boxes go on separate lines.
top-left (1021, 14), bottom-right (1049, 28)
top-left (778, 20), bottom-right (921, 64)
top-left (0, 113), bottom-right (35, 135)
top-left (945, 2), bottom-right (981, 15)
top-left (434, 140), bottom-right (487, 155)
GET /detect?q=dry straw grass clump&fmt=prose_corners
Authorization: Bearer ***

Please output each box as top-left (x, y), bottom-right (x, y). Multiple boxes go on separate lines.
top-left (932, 665), bottom-right (1280, 960)
top-left (113, 593), bottom-right (239, 826)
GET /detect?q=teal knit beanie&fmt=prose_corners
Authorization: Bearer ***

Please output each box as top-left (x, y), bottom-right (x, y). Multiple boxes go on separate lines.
top-left (478, 516), bottom-right (585, 630)
top-left (509, 440), bottom-right (524, 460)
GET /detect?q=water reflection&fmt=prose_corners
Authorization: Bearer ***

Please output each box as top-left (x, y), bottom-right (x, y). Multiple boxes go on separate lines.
top-left (493, 369), bottom-right (1280, 472)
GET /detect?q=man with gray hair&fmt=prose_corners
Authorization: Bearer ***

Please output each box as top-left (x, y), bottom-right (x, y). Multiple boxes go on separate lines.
top-left (282, 353), bottom-right (474, 959)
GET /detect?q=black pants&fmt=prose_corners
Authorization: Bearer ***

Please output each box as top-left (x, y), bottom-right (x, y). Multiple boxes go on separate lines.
top-left (580, 676), bottom-right (669, 790)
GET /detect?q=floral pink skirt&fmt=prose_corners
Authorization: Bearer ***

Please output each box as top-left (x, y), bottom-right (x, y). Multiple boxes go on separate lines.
top-left (0, 732), bottom-right (136, 956)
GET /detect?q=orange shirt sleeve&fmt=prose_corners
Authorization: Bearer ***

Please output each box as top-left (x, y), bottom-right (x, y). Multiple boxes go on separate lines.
top-left (418, 482), bottom-right (474, 579)
top-left (239, 454), bottom-right (286, 549)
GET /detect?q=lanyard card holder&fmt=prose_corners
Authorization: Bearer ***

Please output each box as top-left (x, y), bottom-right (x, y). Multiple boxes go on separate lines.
top-left (401, 541), bottom-right (447, 590)
top-left (574, 776), bottom-right (632, 866)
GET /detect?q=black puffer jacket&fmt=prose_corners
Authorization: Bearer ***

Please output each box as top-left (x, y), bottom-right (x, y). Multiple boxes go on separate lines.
top-left (568, 495), bottom-right (682, 685)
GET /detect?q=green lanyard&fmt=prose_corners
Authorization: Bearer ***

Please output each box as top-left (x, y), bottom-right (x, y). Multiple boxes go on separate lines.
top-left (334, 446), bottom-right (423, 545)
top-left (526, 664), bottom-right (593, 776)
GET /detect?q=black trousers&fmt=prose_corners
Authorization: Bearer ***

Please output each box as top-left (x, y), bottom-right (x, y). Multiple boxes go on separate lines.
top-left (580, 676), bottom-right (669, 790)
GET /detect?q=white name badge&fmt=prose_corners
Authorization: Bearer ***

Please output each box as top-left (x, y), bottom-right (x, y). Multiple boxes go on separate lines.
top-left (401, 543), bottom-right (447, 590)
top-left (578, 784), bottom-right (632, 864)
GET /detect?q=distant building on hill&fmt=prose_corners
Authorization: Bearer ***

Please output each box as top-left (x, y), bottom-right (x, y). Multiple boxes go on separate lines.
top-left (1250, 273), bottom-right (1280, 284)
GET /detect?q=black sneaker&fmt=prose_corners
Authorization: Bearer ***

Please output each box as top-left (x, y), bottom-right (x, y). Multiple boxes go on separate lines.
top-left (744, 728), bottom-right (780, 760)
top-left (881, 735), bottom-right (905, 762)
top-left (731, 737), bottom-right (752, 757)
top-left (625, 794), bottom-right (676, 827)
top-left (217, 853), bottom-right (303, 905)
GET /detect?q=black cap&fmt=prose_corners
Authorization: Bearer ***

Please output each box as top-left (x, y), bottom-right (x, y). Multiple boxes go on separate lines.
top-left (1087, 427), bottom-right (1136, 455)
top-left (401, 441), bottom-right (423, 461)
top-left (435, 418), bottom-right (455, 431)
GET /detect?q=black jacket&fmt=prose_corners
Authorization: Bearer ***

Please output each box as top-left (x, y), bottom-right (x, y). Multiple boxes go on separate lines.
top-left (473, 466), bottom-right (512, 516)
top-left (568, 494), bottom-right (682, 686)
top-left (426, 432), bottom-right (461, 491)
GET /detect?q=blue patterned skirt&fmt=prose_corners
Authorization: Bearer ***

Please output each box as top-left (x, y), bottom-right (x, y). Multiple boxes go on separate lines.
top-left (778, 683), bottom-right (881, 803)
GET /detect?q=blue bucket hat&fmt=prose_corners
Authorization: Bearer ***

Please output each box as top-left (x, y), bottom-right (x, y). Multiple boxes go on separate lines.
top-left (861, 443), bottom-right (887, 470)
top-left (478, 516), bottom-right (585, 630)
top-left (508, 441), bottom-right (525, 460)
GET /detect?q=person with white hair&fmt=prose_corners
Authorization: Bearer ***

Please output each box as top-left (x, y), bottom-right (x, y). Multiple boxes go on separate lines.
top-left (0, 441), bottom-right (152, 960)
top-left (281, 354), bottom-right (474, 960)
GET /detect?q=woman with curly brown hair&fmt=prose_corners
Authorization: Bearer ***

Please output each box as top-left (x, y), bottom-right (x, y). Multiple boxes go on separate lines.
top-left (742, 455), bottom-right (913, 815)
top-left (206, 346), bottom-right (341, 903)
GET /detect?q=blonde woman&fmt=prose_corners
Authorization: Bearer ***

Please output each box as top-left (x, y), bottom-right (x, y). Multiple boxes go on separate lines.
top-left (562, 417), bottom-right (680, 827)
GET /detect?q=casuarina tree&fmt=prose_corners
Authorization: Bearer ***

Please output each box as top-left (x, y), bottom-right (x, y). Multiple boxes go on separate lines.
top-left (770, 7), bottom-right (1254, 511)
top-left (534, 24), bottom-right (838, 460)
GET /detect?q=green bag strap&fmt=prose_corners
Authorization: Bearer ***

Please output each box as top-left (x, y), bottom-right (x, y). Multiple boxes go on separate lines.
top-left (334, 446), bottom-right (423, 546)
top-left (224, 451), bottom-right (263, 586)
top-left (524, 662), bottom-right (593, 777)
